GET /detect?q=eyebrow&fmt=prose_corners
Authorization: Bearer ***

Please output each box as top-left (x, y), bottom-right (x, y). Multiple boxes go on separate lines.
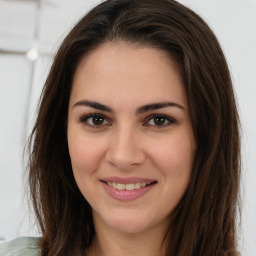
top-left (136, 102), bottom-right (185, 114)
top-left (73, 100), bottom-right (114, 113)
top-left (72, 100), bottom-right (185, 114)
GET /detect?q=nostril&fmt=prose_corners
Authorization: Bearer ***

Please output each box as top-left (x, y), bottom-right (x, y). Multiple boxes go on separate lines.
top-left (105, 145), bottom-right (146, 170)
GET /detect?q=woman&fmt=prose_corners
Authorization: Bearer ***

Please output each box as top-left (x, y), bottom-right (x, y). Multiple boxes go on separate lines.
top-left (0, 0), bottom-right (241, 255)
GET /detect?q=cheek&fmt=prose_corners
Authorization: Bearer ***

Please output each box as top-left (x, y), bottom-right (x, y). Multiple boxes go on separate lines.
top-left (151, 135), bottom-right (194, 173)
top-left (67, 133), bottom-right (108, 201)
top-left (149, 131), bottom-right (195, 204)
top-left (68, 132), bottom-right (106, 176)
top-left (150, 135), bottom-right (195, 211)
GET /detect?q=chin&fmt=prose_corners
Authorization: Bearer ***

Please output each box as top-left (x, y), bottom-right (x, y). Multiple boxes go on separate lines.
top-left (109, 218), bottom-right (151, 234)
top-left (94, 208), bottom-right (160, 234)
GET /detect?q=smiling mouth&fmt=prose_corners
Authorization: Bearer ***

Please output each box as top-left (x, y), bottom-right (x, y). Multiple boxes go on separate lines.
top-left (101, 178), bottom-right (157, 201)
top-left (101, 181), bottom-right (157, 191)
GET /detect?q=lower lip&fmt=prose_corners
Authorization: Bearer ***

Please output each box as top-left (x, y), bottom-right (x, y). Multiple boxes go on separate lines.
top-left (102, 182), bottom-right (156, 202)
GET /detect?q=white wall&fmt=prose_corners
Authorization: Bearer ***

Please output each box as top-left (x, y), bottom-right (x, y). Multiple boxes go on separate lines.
top-left (0, 0), bottom-right (255, 255)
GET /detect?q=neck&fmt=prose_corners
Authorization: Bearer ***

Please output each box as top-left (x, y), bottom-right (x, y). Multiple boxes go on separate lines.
top-left (87, 217), bottom-right (169, 256)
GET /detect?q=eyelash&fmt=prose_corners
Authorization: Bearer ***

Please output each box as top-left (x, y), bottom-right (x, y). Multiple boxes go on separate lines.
top-left (80, 113), bottom-right (175, 128)
top-left (80, 114), bottom-right (111, 128)
top-left (144, 114), bottom-right (175, 127)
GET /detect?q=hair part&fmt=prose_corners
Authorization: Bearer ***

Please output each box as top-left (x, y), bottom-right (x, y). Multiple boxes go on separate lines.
top-left (28, 0), bottom-right (241, 255)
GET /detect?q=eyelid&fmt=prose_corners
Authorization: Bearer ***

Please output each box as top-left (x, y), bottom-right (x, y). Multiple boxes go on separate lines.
top-left (79, 113), bottom-right (175, 129)
top-left (80, 113), bottom-right (111, 128)
top-left (143, 114), bottom-right (176, 127)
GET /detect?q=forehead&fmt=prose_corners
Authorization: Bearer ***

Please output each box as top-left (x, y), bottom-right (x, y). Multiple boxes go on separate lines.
top-left (70, 42), bottom-right (187, 108)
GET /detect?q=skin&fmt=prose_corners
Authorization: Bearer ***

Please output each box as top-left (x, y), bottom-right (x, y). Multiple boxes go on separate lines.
top-left (67, 42), bottom-right (196, 256)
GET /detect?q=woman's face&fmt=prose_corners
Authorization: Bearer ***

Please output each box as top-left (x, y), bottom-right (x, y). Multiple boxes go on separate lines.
top-left (67, 42), bottom-right (196, 235)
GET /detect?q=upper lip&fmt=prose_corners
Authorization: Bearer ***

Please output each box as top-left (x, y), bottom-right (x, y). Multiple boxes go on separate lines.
top-left (101, 176), bottom-right (157, 184)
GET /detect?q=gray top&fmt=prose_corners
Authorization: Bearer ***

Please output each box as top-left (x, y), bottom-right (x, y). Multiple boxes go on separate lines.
top-left (0, 237), bottom-right (41, 256)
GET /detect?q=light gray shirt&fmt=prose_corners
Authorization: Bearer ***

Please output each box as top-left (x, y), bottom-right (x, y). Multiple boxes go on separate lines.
top-left (0, 237), bottom-right (41, 256)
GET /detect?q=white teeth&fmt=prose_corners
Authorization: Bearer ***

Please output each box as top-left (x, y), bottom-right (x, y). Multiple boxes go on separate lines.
top-left (134, 183), bottom-right (141, 189)
top-left (107, 182), bottom-right (152, 191)
top-left (116, 183), bottom-right (126, 190)
top-left (125, 183), bottom-right (135, 190)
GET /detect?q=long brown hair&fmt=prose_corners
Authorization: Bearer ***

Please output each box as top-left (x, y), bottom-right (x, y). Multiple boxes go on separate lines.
top-left (28, 0), bottom-right (241, 255)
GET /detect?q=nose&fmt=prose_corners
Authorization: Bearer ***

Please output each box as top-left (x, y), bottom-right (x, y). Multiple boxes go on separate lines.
top-left (105, 126), bottom-right (146, 170)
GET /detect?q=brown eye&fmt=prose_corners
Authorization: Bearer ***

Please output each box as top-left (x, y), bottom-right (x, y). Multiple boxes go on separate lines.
top-left (145, 114), bottom-right (175, 127)
top-left (153, 116), bottom-right (166, 126)
top-left (81, 114), bottom-right (110, 127)
top-left (91, 116), bottom-right (105, 125)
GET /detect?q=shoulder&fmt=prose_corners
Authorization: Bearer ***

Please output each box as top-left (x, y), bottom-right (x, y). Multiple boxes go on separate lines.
top-left (0, 237), bottom-right (41, 256)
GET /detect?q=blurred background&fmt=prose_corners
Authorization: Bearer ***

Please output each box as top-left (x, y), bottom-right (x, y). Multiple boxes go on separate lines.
top-left (0, 0), bottom-right (255, 255)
